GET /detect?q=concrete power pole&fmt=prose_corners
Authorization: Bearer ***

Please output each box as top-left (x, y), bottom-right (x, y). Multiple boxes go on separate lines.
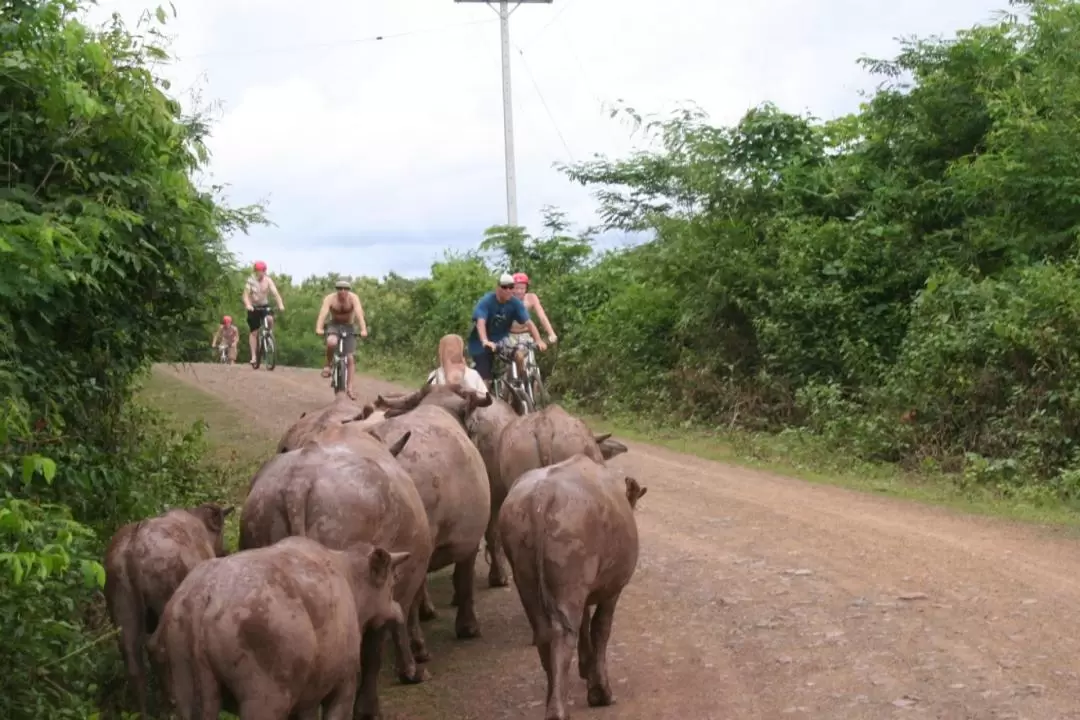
top-left (455, 0), bottom-right (552, 227)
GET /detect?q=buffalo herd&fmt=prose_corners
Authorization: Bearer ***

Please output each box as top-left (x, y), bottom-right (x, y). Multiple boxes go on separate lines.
top-left (104, 382), bottom-right (645, 719)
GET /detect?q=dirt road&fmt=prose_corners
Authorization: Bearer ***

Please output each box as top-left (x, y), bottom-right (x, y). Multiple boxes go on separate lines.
top-left (156, 363), bottom-right (1080, 719)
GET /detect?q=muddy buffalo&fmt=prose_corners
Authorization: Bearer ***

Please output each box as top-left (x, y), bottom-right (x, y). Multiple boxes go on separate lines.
top-left (372, 383), bottom-right (492, 637)
top-left (149, 536), bottom-right (408, 720)
top-left (239, 426), bottom-right (433, 717)
top-left (498, 454), bottom-right (647, 720)
top-left (104, 502), bottom-right (233, 717)
top-left (485, 404), bottom-right (628, 587)
top-left (276, 395), bottom-right (384, 453)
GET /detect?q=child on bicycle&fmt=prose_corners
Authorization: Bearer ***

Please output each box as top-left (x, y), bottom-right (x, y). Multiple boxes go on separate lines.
top-left (211, 315), bottom-right (239, 364)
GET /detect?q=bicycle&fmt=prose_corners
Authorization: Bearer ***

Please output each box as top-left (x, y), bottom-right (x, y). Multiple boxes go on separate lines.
top-left (492, 339), bottom-right (549, 415)
top-left (328, 327), bottom-right (355, 397)
top-left (215, 344), bottom-right (229, 364)
top-left (251, 306), bottom-right (277, 371)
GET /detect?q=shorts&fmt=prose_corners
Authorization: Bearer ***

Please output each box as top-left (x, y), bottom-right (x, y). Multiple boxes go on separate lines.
top-left (470, 348), bottom-right (495, 380)
top-left (326, 323), bottom-right (357, 355)
top-left (502, 332), bottom-right (533, 349)
top-left (247, 305), bottom-right (272, 332)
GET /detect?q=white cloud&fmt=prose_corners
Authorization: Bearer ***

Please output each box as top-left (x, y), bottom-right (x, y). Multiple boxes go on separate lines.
top-left (83, 0), bottom-right (1010, 281)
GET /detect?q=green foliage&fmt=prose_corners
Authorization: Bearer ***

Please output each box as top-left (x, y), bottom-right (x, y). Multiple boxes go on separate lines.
top-left (0, 1), bottom-right (262, 716)
top-left (229, 0), bottom-right (1080, 500)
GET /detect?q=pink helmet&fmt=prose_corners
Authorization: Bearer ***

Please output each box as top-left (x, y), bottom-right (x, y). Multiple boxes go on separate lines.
top-left (512, 272), bottom-right (530, 285)
top-left (253, 260), bottom-right (267, 272)
top-left (222, 315), bottom-right (232, 325)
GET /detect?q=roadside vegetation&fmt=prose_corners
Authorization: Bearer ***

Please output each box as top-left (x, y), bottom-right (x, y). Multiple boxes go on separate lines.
top-left (208, 0), bottom-right (1080, 512)
top-left (1, 1), bottom-right (262, 716)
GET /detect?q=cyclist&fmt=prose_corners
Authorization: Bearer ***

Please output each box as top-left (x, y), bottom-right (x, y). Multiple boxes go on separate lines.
top-left (426, 334), bottom-right (488, 395)
top-left (242, 260), bottom-right (285, 368)
top-left (467, 272), bottom-right (547, 390)
top-left (508, 271), bottom-right (557, 347)
top-left (315, 279), bottom-right (368, 400)
top-left (210, 315), bottom-right (240, 364)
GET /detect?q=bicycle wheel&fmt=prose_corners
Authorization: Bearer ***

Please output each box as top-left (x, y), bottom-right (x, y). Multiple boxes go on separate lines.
top-left (530, 371), bottom-right (549, 409)
top-left (264, 335), bottom-right (277, 371)
top-left (253, 334), bottom-right (263, 369)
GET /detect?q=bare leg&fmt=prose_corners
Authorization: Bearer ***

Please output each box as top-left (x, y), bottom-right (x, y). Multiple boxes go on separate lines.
top-left (346, 354), bottom-right (357, 400)
top-left (453, 550), bottom-right (481, 639)
top-left (322, 337), bottom-right (334, 377)
top-left (585, 597), bottom-right (619, 707)
top-left (248, 330), bottom-right (257, 366)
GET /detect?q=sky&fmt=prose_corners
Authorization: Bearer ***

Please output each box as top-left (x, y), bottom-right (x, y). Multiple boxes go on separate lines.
top-left (83, 0), bottom-right (1011, 282)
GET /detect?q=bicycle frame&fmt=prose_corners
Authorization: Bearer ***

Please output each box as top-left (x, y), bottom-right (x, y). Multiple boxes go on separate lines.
top-left (329, 328), bottom-right (354, 395)
top-left (252, 306), bottom-right (276, 371)
top-left (493, 341), bottom-right (545, 414)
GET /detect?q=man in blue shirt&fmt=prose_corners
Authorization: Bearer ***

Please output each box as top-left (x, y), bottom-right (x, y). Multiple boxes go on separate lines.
top-left (468, 272), bottom-right (548, 386)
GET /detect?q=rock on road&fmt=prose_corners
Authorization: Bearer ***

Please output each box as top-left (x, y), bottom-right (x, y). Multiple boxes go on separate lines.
top-left (156, 362), bottom-right (1080, 719)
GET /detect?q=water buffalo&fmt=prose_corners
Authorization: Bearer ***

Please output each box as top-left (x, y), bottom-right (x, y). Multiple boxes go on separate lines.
top-left (239, 426), bottom-right (432, 717)
top-left (149, 536), bottom-right (408, 720)
top-left (498, 454), bottom-right (647, 720)
top-left (276, 396), bottom-right (384, 453)
top-left (485, 404), bottom-right (628, 587)
top-left (104, 502), bottom-right (233, 718)
top-left (372, 382), bottom-right (492, 638)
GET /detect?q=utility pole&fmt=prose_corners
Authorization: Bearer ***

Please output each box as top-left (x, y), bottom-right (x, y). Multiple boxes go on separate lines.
top-left (455, 0), bottom-right (552, 227)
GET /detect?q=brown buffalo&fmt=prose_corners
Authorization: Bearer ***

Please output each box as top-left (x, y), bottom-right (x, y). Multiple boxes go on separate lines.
top-left (149, 536), bottom-right (408, 720)
top-left (498, 454), bottom-right (646, 720)
top-left (486, 405), bottom-right (628, 587)
top-left (239, 427), bottom-right (432, 718)
top-left (463, 396), bottom-right (519, 588)
top-left (276, 395), bottom-right (384, 453)
top-left (104, 502), bottom-right (233, 718)
top-left (372, 383), bottom-right (492, 638)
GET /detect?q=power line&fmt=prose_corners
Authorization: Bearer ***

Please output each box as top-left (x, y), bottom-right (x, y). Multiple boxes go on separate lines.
top-left (180, 17), bottom-right (499, 59)
top-left (523, 0), bottom-right (579, 50)
top-left (514, 44), bottom-right (575, 162)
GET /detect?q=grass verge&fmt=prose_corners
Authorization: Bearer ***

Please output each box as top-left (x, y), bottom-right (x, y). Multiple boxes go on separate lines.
top-left (357, 356), bottom-right (1080, 530)
top-left (574, 407), bottom-right (1080, 531)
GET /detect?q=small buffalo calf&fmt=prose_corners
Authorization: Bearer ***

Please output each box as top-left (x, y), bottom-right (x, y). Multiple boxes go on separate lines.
top-left (150, 535), bottom-right (409, 720)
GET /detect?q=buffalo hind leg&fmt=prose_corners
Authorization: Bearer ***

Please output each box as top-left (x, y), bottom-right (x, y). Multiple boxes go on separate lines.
top-left (317, 675), bottom-right (358, 720)
top-left (484, 519), bottom-right (509, 588)
top-left (356, 626), bottom-right (386, 720)
top-left (452, 550), bottom-right (481, 639)
top-left (418, 579), bottom-right (438, 620)
top-left (584, 595), bottom-right (620, 707)
top-left (406, 594), bottom-right (431, 663)
top-left (577, 604), bottom-right (593, 680)
top-left (543, 626), bottom-right (577, 720)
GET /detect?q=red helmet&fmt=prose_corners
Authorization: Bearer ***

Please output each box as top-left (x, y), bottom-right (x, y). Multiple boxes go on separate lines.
top-left (253, 260), bottom-right (267, 272)
top-left (512, 272), bottom-right (530, 285)
top-left (222, 315), bottom-right (232, 325)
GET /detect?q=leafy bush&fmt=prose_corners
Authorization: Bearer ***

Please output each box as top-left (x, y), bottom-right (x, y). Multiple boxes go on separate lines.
top-left (206, 0), bottom-right (1080, 498)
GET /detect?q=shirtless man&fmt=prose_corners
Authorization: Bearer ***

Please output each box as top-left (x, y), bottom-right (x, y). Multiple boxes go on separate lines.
top-left (210, 315), bottom-right (239, 364)
top-left (314, 279), bottom-right (369, 399)
top-left (507, 272), bottom-right (557, 347)
top-left (241, 260), bottom-right (285, 368)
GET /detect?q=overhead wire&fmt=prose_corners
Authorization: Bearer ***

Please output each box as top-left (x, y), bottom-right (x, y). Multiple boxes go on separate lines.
top-left (179, 16), bottom-right (500, 60)
top-left (513, 43), bottom-right (575, 162)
